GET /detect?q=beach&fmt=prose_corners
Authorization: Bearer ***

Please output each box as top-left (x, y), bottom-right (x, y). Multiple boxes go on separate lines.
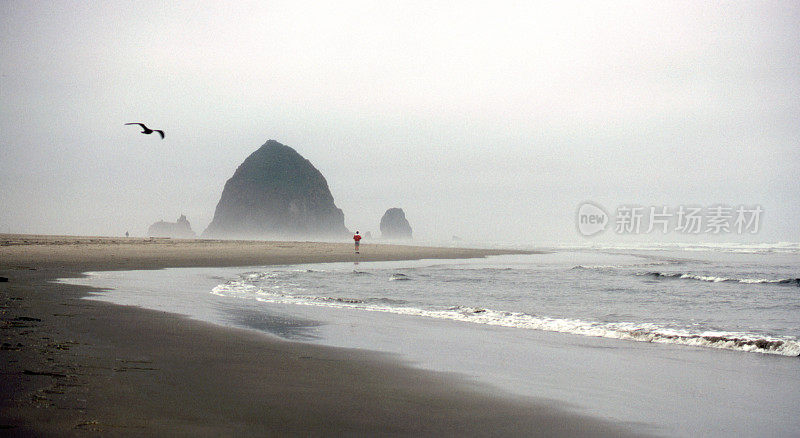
top-left (50, 246), bottom-right (800, 436)
top-left (0, 235), bottom-right (643, 436)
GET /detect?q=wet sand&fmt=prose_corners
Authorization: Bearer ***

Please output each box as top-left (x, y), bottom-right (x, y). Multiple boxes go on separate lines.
top-left (0, 235), bottom-right (644, 436)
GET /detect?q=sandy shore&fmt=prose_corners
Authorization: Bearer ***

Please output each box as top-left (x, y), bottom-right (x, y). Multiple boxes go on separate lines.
top-left (0, 235), bottom-right (643, 436)
top-left (0, 234), bottom-right (530, 270)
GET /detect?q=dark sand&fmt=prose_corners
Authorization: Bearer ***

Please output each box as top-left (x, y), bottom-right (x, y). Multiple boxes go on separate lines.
top-left (1, 235), bottom-right (644, 436)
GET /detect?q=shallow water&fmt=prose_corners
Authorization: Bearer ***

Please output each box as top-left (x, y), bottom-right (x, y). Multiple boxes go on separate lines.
top-left (61, 248), bottom-right (800, 437)
top-left (210, 250), bottom-right (800, 356)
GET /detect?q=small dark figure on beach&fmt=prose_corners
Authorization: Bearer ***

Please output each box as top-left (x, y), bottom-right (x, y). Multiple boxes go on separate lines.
top-left (125, 123), bottom-right (164, 139)
top-left (353, 231), bottom-right (362, 254)
top-left (125, 231), bottom-right (129, 238)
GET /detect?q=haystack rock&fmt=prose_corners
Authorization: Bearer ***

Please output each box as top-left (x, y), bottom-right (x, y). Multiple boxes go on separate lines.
top-left (380, 208), bottom-right (413, 240)
top-left (203, 140), bottom-right (349, 240)
top-left (148, 214), bottom-right (196, 238)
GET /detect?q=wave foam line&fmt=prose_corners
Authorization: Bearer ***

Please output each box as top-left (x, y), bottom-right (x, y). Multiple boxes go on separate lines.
top-left (643, 272), bottom-right (800, 285)
top-left (211, 283), bottom-right (800, 357)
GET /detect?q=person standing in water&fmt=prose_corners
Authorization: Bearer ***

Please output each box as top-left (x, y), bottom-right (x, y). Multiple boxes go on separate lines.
top-left (353, 231), bottom-right (362, 253)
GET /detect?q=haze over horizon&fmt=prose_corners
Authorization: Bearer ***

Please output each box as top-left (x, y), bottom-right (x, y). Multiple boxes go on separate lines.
top-left (2, 1), bottom-right (798, 245)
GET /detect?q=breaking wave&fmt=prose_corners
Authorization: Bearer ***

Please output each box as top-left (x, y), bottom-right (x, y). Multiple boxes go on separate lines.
top-left (643, 272), bottom-right (800, 285)
top-left (560, 241), bottom-right (800, 254)
top-left (389, 273), bottom-right (412, 281)
top-left (211, 282), bottom-right (800, 357)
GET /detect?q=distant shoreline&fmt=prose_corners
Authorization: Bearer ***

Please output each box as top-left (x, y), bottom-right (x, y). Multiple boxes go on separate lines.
top-left (0, 233), bottom-right (537, 271)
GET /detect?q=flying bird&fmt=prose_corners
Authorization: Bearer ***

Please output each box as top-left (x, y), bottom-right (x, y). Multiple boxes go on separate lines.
top-left (125, 123), bottom-right (164, 139)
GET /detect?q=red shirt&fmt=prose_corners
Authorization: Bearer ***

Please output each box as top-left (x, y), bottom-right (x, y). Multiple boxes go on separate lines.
top-left (353, 234), bottom-right (362, 242)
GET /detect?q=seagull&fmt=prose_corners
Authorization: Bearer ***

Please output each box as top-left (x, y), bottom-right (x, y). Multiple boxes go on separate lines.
top-left (125, 123), bottom-right (164, 139)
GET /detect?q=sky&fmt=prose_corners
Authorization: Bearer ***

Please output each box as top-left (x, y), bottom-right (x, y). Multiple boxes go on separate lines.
top-left (1, 1), bottom-right (798, 245)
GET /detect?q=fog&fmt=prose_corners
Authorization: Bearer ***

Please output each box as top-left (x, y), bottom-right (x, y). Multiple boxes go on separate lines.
top-left (1, 1), bottom-right (798, 245)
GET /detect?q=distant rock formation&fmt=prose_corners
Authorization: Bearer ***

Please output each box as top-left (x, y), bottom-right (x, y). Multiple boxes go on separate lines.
top-left (203, 140), bottom-right (349, 240)
top-left (147, 214), bottom-right (196, 238)
top-left (380, 208), bottom-right (413, 240)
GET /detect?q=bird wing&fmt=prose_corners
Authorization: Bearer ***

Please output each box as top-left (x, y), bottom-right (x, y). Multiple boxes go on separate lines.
top-left (154, 130), bottom-right (165, 139)
top-left (125, 123), bottom-right (148, 129)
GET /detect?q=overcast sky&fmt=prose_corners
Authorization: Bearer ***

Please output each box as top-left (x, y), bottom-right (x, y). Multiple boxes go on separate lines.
top-left (1, 1), bottom-right (798, 245)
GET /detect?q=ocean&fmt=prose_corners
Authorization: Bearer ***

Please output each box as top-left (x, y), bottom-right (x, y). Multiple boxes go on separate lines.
top-left (61, 243), bottom-right (800, 437)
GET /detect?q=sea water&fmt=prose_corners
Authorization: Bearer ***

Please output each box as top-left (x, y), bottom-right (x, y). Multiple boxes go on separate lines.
top-left (211, 249), bottom-right (800, 356)
top-left (61, 245), bottom-right (800, 436)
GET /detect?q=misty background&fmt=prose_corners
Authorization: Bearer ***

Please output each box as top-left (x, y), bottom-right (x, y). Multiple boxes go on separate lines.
top-left (1, 1), bottom-right (798, 245)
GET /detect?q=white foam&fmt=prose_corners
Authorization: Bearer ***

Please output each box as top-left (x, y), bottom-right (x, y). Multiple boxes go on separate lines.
top-left (554, 241), bottom-right (800, 254)
top-left (642, 271), bottom-right (799, 285)
top-left (389, 273), bottom-right (411, 281)
top-left (211, 283), bottom-right (800, 357)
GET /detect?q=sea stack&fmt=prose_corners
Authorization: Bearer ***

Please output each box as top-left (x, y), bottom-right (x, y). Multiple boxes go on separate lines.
top-left (147, 214), bottom-right (196, 238)
top-left (380, 208), bottom-right (413, 240)
top-left (203, 140), bottom-right (349, 240)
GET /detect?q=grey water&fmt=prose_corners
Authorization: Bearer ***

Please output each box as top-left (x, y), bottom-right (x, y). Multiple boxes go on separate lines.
top-left (60, 247), bottom-right (800, 437)
top-left (212, 249), bottom-right (800, 356)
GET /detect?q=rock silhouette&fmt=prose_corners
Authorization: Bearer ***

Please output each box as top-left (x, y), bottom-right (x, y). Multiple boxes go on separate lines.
top-left (147, 214), bottom-right (195, 238)
top-left (203, 140), bottom-right (349, 240)
top-left (380, 208), bottom-right (413, 240)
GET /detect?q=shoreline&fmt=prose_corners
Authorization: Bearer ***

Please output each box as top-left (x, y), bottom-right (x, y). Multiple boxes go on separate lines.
top-left (1, 235), bottom-right (643, 436)
top-left (0, 234), bottom-right (535, 270)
